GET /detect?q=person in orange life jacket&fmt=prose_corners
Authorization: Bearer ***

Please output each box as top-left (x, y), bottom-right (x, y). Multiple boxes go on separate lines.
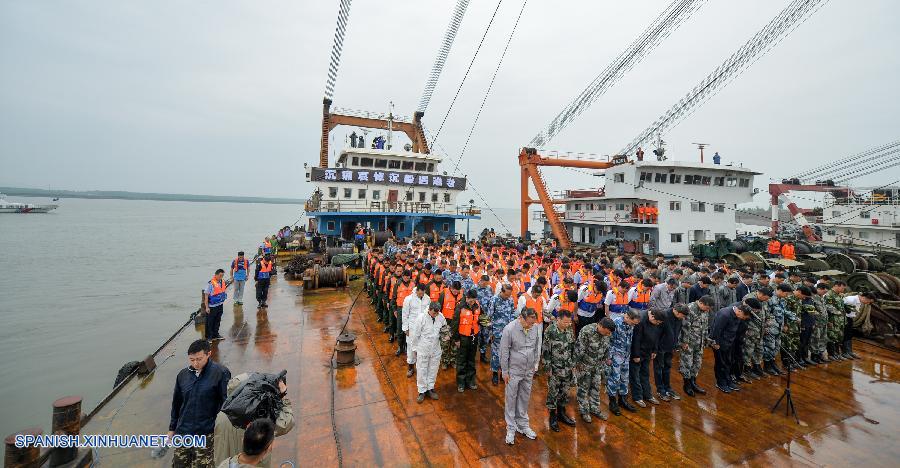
top-left (383, 264), bottom-right (402, 335)
top-left (438, 280), bottom-right (464, 370)
top-left (230, 251), bottom-right (250, 306)
top-left (628, 279), bottom-right (654, 311)
top-left (605, 281), bottom-right (632, 317)
top-left (427, 271), bottom-right (445, 303)
top-left (574, 278), bottom-right (607, 337)
top-left (402, 284), bottom-right (431, 377)
top-left (450, 289), bottom-right (482, 392)
top-left (254, 254), bottom-right (274, 309)
top-left (204, 269), bottom-right (231, 341)
top-left (517, 284), bottom-right (549, 325)
top-left (262, 236), bottom-right (273, 255)
top-left (393, 270), bottom-right (415, 357)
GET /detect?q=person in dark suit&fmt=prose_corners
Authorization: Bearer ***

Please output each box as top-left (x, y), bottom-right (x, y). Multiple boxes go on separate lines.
top-left (709, 304), bottom-right (752, 393)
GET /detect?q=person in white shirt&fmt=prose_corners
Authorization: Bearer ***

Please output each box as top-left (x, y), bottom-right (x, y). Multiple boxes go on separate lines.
top-left (409, 302), bottom-right (447, 402)
top-left (402, 284), bottom-right (431, 377)
top-left (841, 292), bottom-right (876, 359)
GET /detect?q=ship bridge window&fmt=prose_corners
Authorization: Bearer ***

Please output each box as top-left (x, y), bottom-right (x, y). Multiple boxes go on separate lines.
top-left (358, 189), bottom-right (367, 199)
top-left (669, 174), bottom-right (681, 184)
top-left (360, 157), bottom-right (374, 167)
top-left (574, 204), bottom-right (581, 210)
top-left (669, 201), bottom-right (681, 211)
top-left (671, 233), bottom-right (683, 243)
top-left (655, 173), bottom-right (667, 183)
top-left (388, 160), bottom-right (401, 169)
top-left (375, 159), bottom-right (388, 168)
top-left (684, 175), bottom-right (699, 185)
top-left (405, 191), bottom-right (413, 201)
top-left (739, 178), bottom-right (750, 187)
top-left (442, 223), bottom-right (449, 232)
top-left (432, 193), bottom-right (438, 202)
top-left (726, 177), bottom-right (737, 187)
top-left (329, 187), bottom-right (338, 198)
top-left (691, 202), bottom-right (706, 212)
top-left (713, 203), bottom-right (725, 213)
top-left (639, 172), bottom-right (652, 182)
top-left (701, 176), bottom-right (711, 185)
top-left (613, 173), bottom-right (625, 183)
top-left (444, 193), bottom-right (450, 203)
top-left (402, 161), bottom-right (414, 170)
top-left (860, 211), bottom-right (870, 219)
top-left (427, 163), bottom-right (434, 172)
top-left (598, 204), bottom-right (606, 211)
top-left (351, 156), bottom-right (359, 166)
top-left (414, 162), bottom-right (427, 171)
top-left (714, 177), bottom-right (724, 186)
top-left (419, 192), bottom-right (426, 202)
top-left (615, 203), bottom-right (626, 211)
top-left (373, 190), bottom-right (381, 200)
top-left (344, 188), bottom-right (352, 198)
top-left (327, 221), bottom-right (336, 231)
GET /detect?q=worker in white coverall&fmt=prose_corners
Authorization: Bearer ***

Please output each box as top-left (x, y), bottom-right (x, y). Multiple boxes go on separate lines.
top-left (409, 302), bottom-right (447, 403)
top-left (499, 307), bottom-right (542, 446)
top-left (402, 284), bottom-right (431, 377)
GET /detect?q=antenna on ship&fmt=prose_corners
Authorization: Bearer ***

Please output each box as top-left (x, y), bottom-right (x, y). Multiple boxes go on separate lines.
top-left (387, 101), bottom-right (394, 150)
top-left (692, 142), bottom-right (709, 163)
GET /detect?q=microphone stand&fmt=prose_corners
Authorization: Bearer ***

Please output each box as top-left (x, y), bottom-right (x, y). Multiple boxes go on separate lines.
top-left (748, 311), bottom-right (800, 423)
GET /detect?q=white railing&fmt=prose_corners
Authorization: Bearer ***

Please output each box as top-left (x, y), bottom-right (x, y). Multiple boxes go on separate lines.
top-left (306, 198), bottom-right (477, 216)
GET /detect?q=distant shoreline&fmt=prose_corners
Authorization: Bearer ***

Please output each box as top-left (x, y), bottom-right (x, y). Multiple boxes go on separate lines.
top-left (0, 187), bottom-right (305, 205)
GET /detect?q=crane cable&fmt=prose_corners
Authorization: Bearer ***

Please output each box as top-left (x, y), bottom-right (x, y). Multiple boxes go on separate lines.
top-left (528, 0), bottom-right (708, 148)
top-left (790, 139), bottom-right (900, 180)
top-left (417, 0), bottom-right (472, 114)
top-left (430, 0), bottom-right (506, 149)
top-left (620, 0), bottom-right (832, 156)
top-left (323, 0), bottom-right (354, 100)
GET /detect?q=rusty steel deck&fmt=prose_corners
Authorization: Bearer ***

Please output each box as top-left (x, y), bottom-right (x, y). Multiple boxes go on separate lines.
top-left (81, 272), bottom-right (900, 467)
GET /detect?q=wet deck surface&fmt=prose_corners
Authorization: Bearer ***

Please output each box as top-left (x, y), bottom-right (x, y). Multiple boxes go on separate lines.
top-left (82, 273), bottom-right (900, 467)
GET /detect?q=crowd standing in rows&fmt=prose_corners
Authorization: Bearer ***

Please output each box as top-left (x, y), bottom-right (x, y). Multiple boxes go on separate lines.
top-left (364, 237), bottom-right (874, 445)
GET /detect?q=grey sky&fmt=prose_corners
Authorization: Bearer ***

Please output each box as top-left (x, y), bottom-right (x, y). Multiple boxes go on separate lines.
top-left (1, 0), bottom-right (898, 207)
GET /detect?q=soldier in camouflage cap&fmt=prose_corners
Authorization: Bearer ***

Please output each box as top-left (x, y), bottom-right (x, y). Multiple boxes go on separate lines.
top-left (575, 317), bottom-right (615, 422)
top-left (823, 281), bottom-right (847, 361)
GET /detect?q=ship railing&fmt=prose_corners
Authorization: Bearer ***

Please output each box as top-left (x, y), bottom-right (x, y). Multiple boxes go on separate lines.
top-left (331, 107), bottom-right (413, 124)
top-left (533, 209), bottom-right (658, 225)
top-left (308, 199), bottom-right (478, 216)
top-left (825, 196), bottom-right (900, 207)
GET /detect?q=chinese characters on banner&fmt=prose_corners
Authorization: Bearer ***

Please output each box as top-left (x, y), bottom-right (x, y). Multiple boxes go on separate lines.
top-left (311, 167), bottom-right (466, 190)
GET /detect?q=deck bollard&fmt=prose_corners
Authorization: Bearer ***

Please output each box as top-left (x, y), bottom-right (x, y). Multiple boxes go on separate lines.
top-left (4, 427), bottom-right (42, 468)
top-left (49, 396), bottom-right (82, 467)
top-left (335, 332), bottom-right (358, 366)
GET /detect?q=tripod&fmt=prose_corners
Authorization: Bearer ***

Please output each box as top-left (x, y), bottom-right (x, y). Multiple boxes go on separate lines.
top-left (770, 342), bottom-right (802, 423)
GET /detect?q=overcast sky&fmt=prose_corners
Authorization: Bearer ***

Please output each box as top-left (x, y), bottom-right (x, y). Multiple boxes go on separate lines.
top-left (1, 0), bottom-right (898, 208)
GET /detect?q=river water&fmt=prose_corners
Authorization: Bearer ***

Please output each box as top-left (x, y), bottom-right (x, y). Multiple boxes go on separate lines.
top-left (0, 197), bottom-right (535, 439)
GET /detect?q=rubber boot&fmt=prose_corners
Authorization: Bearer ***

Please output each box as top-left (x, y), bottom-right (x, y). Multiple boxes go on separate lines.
top-left (608, 395), bottom-right (622, 416)
top-left (619, 395), bottom-right (638, 412)
top-left (558, 405), bottom-right (576, 426)
top-left (549, 410), bottom-right (560, 432)
top-left (845, 340), bottom-right (860, 359)
top-left (753, 363), bottom-right (766, 378)
top-left (691, 378), bottom-right (707, 395)
top-left (683, 379), bottom-right (695, 397)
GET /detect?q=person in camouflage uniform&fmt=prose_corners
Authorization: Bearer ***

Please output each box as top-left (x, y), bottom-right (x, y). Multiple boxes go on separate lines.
top-left (679, 296), bottom-right (714, 397)
top-left (472, 275), bottom-right (495, 363)
top-left (438, 282), bottom-right (464, 370)
top-left (810, 283), bottom-right (830, 363)
top-left (542, 310), bottom-right (577, 431)
top-left (781, 289), bottom-right (803, 370)
top-left (606, 309), bottom-right (641, 416)
top-left (575, 317), bottom-right (615, 423)
top-left (824, 281), bottom-right (848, 361)
top-left (487, 284), bottom-right (517, 385)
top-left (741, 287), bottom-right (772, 379)
top-left (763, 284), bottom-right (792, 375)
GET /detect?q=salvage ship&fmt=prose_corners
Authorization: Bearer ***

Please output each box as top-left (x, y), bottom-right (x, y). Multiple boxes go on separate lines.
top-left (303, 102), bottom-right (480, 241)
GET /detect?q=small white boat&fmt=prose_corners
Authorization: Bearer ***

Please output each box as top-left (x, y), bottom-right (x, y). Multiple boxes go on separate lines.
top-left (0, 193), bottom-right (58, 213)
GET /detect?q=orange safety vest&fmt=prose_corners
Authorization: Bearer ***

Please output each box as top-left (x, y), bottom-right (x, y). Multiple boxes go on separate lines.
top-left (260, 260), bottom-right (272, 272)
top-left (428, 282), bottom-right (444, 303)
top-left (387, 276), bottom-right (399, 298)
top-left (768, 240), bottom-right (781, 255)
top-left (613, 290), bottom-right (629, 305)
top-left (419, 271), bottom-right (431, 286)
top-left (557, 295), bottom-right (577, 315)
top-left (441, 290), bottom-right (462, 319)
top-left (524, 295), bottom-right (545, 323)
top-left (396, 281), bottom-right (414, 307)
top-left (781, 244), bottom-right (795, 260)
top-left (632, 285), bottom-right (651, 303)
top-left (458, 306), bottom-right (480, 336)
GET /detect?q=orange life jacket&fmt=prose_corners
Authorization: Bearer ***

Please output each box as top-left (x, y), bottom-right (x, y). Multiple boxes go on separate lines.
top-left (428, 282), bottom-right (444, 303)
top-left (396, 281), bottom-right (414, 307)
top-left (524, 295), bottom-right (545, 323)
top-left (458, 306), bottom-right (480, 336)
top-left (768, 240), bottom-right (781, 255)
top-left (441, 290), bottom-right (462, 319)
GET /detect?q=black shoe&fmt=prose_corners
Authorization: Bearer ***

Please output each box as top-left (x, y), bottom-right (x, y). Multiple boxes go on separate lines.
top-left (492, 372), bottom-right (499, 386)
top-left (619, 395), bottom-right (637, 413)
top-left (395, 346), bottom-right (403, 357)
top-left (388, 334), bottom-right (396, 343)
top-left (549, 411), bottom-right (560, 432)
top-left (691, 378), bottom-right (706, 395)
top-left (383, 325), bottom-right (391, 333)
top-left (751, 365), bottom-right (764, 379)
top-left (683, 380), bottom-right (695, 397)
top-left (728, 381), bottom-right (741, 391)
top-left (770, 361), bottom-right (785, 375)
top-left (764, 361), bottom-right (779, 376)
top-left (804, 357), bottom-right (817, 366)
top-left (608, 395), bottom-right (622, 416)
top-left (376, 316), bottom-right (383, 323)
top-left (812, 354), bottom-right (825, 364)
top-left (557, 406), bottom-right (576, 426)
top-left (480, 352), bottom-right (489, 363)
top-left (738, 372), bottom-right (752, 383)
top-left (848, 351), bottom-right (860, 360)
top-left (716, 383), bottom-right (731, 393)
